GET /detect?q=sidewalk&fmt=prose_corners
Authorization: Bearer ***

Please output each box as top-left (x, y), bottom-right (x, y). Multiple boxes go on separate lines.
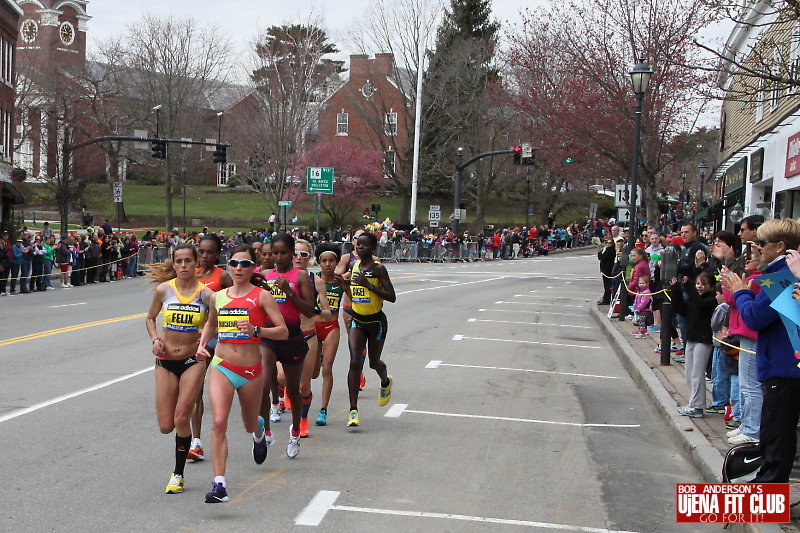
top-left (591, 304), bottom-right (799, 533)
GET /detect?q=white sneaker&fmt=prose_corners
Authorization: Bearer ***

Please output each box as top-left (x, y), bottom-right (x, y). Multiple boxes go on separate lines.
top-left (286, 426), bottom-right (300, 459)
top-left (726, 427), bottom-right (741, 438)
top-left (269, 405), bottom-right (281, 423)
top-left (264, 430), bottom-right (275, 447)
top-left (63, 284), bottom-right (72, 289)
top-left (45, 286), bottom-right (55, 291)
top-left (729, 433), bottom-right (759, 445)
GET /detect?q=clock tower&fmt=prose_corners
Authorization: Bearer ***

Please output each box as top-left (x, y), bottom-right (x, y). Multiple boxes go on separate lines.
top-left (16, 0), bottom-right (89, 70)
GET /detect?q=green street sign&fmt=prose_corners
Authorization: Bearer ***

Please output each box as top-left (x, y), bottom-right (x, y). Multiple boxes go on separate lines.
top-left (306, 167), bottom-right (334, 194)
top-left (278, 200), bottom-right (292, 206)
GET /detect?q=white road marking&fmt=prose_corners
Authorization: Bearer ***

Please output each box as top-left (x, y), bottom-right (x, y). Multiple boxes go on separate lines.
top-left (296, 490), bottom-right (638, 532)
top-left (515, 294), bottom-right (589, 299)
top-left (479, 309), bottom-right (586, 317)
top-left (427, 361), bottom-right (619, 380)
top-left (453, 335), bottom-right (602, 349)
top-left (399, 407), bottom-right (639, 429)
top-left (498, 301), bottom-right (587, 308)
top-left (0, 367), bottom-right (153, 424)
top-left (48, 302), bottom-right (86, 308)
top-left (396, 276), bottom-right (507, 296)
top-left (296, 490), bottom-right (342, 526)
top-left (467, 318), bottom-right (592, 329)
top-left (384, 403), bottom-right (408, 417)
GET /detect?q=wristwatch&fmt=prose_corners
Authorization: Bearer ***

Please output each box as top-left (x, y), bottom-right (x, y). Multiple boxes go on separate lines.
top-left (252, 326), bottom-right (261, 338)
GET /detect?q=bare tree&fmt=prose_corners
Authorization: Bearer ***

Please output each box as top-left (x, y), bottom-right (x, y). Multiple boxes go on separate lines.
top-left (114, 13), bottom-right (234, 230)
top-left (244, 23), bottom-right (343, 226)
top-left (345, 0), bottom-right (442, 222)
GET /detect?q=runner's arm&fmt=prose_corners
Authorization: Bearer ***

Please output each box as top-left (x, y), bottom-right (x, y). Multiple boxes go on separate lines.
top-left (146, 284), bottom-right (167, 356)
top-left (369, 264), bottom-right (396, 303)
top-left (260, 289), bottom-right (289, 339)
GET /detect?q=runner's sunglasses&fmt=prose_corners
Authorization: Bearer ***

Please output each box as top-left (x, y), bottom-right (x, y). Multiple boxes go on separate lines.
top-left (293, 251), bottom-right (311, 258)
top-left (228, 259), bottom-right (254, 268)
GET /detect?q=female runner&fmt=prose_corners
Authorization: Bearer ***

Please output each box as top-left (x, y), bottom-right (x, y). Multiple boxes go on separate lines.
top-left (145, 243), bottom-right (213, 495)
top-left (313, 242), bottom-right (344, 426)
top-left (188, 233), bottom-right (233, 461)
top-left (334, 229), bottom-right (372, 389)
top-left (339, 232), bottom-right (396, 427)
top-left (294, 239), bottom-right (331, 437)
top-left (256, 240), bottom-right (286, 423)
top-left (197, 245), bottom-right (287, 503)
top-left (257, 233), bottom-right (316, 458)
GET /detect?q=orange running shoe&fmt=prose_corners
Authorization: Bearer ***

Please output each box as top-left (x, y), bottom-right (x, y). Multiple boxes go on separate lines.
top-left (299, 418), bottom-right (309, 438)
top-left (359, 373), bottom-right (366, 391)
top-left (187, 443), bottom-right (204, 461)
top-left (284, 394), bottom-right (292, 411)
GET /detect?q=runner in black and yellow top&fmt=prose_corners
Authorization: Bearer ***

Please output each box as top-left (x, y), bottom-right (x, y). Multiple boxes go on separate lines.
top-left (145, 243), bottom-right (214, 495)
top-left (338, 232), bottom-right (396, 427)
top-left (314, 242), bottom-right (344, 426)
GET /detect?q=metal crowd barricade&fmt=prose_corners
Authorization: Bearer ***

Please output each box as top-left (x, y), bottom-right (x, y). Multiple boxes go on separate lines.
top-left (431, 244), bottom-right (447, 263)
top-left (392, 242), bottom-right (418, 262)
top-left (458, 242), bottom-right (479, 262)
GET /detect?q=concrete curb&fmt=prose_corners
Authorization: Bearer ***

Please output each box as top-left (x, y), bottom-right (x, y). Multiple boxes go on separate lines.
top-left (590, 305), bottom-right (785, 533)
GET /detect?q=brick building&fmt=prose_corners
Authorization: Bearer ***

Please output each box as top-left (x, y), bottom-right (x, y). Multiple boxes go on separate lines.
top-left (0, 0), bottom-right (22, 231)
top-left (316, 53), bottom-right (412, 177)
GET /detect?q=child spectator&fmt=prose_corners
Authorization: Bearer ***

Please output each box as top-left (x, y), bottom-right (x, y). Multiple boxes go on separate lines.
top-left (707, 286), bottom-right (731, 415)
top-left (670, 271), bottom-right (718, 418)
top-left (630, 276), bottom-right (652, 338)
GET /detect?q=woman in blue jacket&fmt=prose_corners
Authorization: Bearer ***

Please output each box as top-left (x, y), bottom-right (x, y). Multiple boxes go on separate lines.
top-left (724, 218), bottom-right (800, 483)
top-left (10, 237), bottom-right (27, 294)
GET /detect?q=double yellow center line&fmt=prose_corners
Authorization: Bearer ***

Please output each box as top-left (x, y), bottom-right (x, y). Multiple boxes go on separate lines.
top-left (0, 313), bottom-right (147, 347)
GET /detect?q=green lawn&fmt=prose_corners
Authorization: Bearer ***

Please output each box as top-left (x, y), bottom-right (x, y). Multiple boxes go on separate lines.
top-left (22, 183), bottom-right (613, 232)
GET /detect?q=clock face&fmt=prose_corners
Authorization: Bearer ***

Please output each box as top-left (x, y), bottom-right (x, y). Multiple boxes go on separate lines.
top-left (59, 22), bottom-right (75, 45)
top-left (361, 82), bottom-right (375, 98)
top-left (21, 20), bottom-right (37, 43)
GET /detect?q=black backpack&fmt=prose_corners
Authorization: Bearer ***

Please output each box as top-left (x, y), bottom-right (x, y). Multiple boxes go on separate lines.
top-left (722, 443), bottom-right (763, 483)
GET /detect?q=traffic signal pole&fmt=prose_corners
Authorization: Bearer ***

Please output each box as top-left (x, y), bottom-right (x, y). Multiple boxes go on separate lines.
top-left (453, 148), bottom-right (516, 235)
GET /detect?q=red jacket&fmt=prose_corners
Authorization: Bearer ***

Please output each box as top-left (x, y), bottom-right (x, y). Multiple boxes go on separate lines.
top-left (628, 259), bottom-right (650, 292)
top-left (723, 269), bottom-right (761, 341)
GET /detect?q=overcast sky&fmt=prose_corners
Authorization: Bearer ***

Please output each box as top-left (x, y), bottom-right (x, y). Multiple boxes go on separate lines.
top-left (87, 0), bottom-right (534, 60)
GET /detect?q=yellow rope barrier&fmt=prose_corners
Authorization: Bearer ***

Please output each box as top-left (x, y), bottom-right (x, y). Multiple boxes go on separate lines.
top-left (712, 336), bottom-right (755, 355)
top-left (2, 253), bottom-right (137, 282)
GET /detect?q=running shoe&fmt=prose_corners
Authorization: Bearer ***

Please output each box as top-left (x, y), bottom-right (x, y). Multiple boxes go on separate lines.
top-left (187, 442), bottom-right (204, 461)
top-left (726, 427), bottom-right (742, 439)
top-left (204, 482), bottom-right (229, 503)
top-left (269, 405), bottom-right (281, 423)
top-left (378, 376), bottom-right (393, 406)
top-left (723, 405), bottom-right (734, 422)
top-left (670, 344), bottom-right (683, 352)
top-left (647, 325), bottom-right (661, 333)
top-left (287, 426), bottom-right (301, 459)
top-left (264, 430), bottom-right (275, 447)
top-left (725, 419), bottom-right (741, 430)
top-left (299, 418), bottom-right (309, 438)
top-left (284, 394), bottom-right (292, 411)
top-left (165, 473), bottom-right (184, 494)
top-left (359, 372), bottom-right (366, 391)
top-left (278, 399), bottom-right (286, 413)
top-left (677, 406), bottom-right (704, 418)
top-left (253, 416), bottom-right (268, 464)
top-left (728, 433), bottom-right (759, 445)
top-left (347, 409), bottom-right (360, 427)
top-left (705, 405), bottom-right (725, 414)
top-left (316, 408), bottom-right (327, 426)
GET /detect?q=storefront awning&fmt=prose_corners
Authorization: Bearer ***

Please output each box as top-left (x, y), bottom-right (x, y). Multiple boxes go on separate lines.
top-left (1, 181), bottom-right (24, 204)
top-left (693, 199), bottom-right (725, 222)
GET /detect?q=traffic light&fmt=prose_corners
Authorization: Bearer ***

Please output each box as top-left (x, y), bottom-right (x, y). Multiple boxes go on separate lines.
top-left (151, 139), bottom-right (167, 159)
top-left (213, 144), bottom-right (227, 164)
top-left (513, 146), bottom-right (522, 165)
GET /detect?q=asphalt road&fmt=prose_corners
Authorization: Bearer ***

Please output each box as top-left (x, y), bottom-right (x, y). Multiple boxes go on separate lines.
top-left (0, 249), bottom-right (714, 532)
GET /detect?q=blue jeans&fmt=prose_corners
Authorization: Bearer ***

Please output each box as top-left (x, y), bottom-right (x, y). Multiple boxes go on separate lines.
top-left (737, 336), bottom-right (761, 438)
top-left (710, 346), bottom-right (731, 408)
top-left (731, 374), bottom-right (741, 421)
top-left (126, 254), bottom-right (138, 278)
top-left (20, 261), bottom-right (31, 291)
top-left (42, 259), bottom-right (52, 288)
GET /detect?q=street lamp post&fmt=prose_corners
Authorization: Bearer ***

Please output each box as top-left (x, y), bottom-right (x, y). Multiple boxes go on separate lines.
top-left (181, 160), bottom-right (187, 235)
top-left (620, 58), bottom-right (653, 322)
top-left (697, 161), bottom-right (709, 208)
top-left (681, 170), bottom-right (687, 206)
top-left (526, 166), bottom-right (532, 230)
top-left (454, 147), bottom-right (463, 235)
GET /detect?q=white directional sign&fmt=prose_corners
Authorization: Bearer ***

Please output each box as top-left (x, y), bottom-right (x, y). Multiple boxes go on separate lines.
top-left (113, 182), bottom-right (123, 203)
top-left (454, 208), bottom-right (467, 220)
top-left (429, 220), bottom-right (439, 228)
top-left (614, 184), bottom-right (642, 208)
top-left (521, 143), bottom-right (533, 158)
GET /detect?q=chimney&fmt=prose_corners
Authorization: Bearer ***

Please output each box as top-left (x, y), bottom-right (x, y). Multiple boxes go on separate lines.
top-left (374, 53), bottom-right (394, 76)
top-left (349, 54), bottom-right (369, 82)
